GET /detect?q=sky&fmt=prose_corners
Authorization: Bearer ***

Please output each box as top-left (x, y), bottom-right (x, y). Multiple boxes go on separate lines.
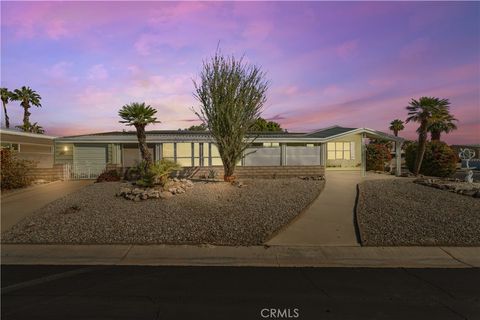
top-left (1, 1), bottom-right (479, 144)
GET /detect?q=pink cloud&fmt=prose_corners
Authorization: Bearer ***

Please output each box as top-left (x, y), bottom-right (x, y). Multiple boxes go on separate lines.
top-left (87, 64), bottom-right (109, 81)
top-left (45, 19), bottom-right (69, 40)
top-left (336, 39), bottom-right (359, 59)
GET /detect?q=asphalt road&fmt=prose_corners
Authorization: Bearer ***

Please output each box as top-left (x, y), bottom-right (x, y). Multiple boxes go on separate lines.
top-left (1, 265), bottom-right (479, 320)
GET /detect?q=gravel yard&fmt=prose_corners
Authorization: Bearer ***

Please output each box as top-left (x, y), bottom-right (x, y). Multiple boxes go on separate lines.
top-left (357, 179), bottom-right (480, 246)
top-left (2, 179), bottom-right (324, 246)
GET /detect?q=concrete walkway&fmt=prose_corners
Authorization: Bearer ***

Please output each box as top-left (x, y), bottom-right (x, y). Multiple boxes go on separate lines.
top-left (2, 244), bottom-right (479, 268)
top-left (1, 180), bottom-right (93, 232)
top-left (267, 171), bottom-right (396, 247)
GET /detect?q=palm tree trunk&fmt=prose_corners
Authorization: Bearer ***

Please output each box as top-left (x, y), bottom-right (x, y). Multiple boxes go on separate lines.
top-left (2, 101), bottom-right (9, 128)
top-left (394, 129), bottom-right (398, 137)
top-left (413, 121), bottom-right (428, 175)
top-left (22, 102), bottom-right (31, 128)
top-left (135, 124), bottom-right (153, 167)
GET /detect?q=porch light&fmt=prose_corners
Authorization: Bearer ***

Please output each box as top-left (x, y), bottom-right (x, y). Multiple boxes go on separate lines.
top-left (63, 146), bottom-right (69, 151)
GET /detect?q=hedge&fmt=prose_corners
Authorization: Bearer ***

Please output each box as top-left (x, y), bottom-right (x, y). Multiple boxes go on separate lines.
top-left (405, 141), bottom-right (457, 177)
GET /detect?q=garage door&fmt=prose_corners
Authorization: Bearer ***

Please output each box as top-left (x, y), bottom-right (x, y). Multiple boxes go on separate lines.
top-left (72, 145), bottom-right (107, 179)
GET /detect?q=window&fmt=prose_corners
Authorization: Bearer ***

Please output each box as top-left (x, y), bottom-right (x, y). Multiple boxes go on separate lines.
top-left (263, 142), bottom-right (280, 147)
top-left (161, 143), bottom-right (174, 162)
top-left (327, 142), bottom-right (354, 160)
top-left (1, 143), bottom-right (19, 151)
top-left (176, 143), bottom-right (192, 167)
top-left (210, 143), bottom-right (222, 165)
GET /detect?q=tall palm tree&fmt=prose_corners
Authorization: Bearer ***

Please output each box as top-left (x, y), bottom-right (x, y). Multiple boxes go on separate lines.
top-left (119, 102), bottom-right (159, 167)
top-left (0, 87), bottom-right (12, 128)
top-left (389, 119), bottom-right (405, 137)
top-left (11, 86), bottom-right (42, 129)
top-left (428, 113), bottom-right (458, 141)
top-left (405, 97), bottom-right (450, 175)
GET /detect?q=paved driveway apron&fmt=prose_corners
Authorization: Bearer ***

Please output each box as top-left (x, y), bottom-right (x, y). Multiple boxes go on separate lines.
top-left (1, 180), bottom-right (92, 232)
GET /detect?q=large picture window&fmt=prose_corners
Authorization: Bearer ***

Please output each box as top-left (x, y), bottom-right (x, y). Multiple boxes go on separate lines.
top-left (327, 142), bottom-right (354, 160)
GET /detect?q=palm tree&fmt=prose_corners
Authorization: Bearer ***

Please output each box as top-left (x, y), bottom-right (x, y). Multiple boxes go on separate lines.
top-left (406, 97), bottom-right (450, 175)
top-left (15, 122), bottom-right (45, 134)
top-left (11, 86), bottom-right (42, 129)
top-left (29, 122), bottom-right (45, 134)
top-left (0, 88), bottom-right (12, 128)
top-left (389, 119), bottom-right (404, 137)
top-left (428, 113), bottom-right (458, 141)
top-left (119, 102), bottom-right (159, 167)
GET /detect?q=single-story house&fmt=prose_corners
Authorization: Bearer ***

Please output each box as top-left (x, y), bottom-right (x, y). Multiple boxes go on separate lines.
top-left (0, 128), bottom-right (56, 168)
top-left (53, 125), bottom-right (404, 179)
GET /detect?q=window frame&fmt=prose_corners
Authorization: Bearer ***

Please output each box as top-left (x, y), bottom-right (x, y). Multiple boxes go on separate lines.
top-left (327, 141), bottom-right (354, 160)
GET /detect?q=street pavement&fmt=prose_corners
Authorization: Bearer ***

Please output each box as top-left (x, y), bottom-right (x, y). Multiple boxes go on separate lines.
top-left (1, 265), bottom-right (479, 319)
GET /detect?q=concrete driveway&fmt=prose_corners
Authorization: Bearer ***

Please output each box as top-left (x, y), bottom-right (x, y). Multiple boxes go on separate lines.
top-left (1, 180), bottom-right (93, 232)
top-left (267, 171), bottom-right (396, 246)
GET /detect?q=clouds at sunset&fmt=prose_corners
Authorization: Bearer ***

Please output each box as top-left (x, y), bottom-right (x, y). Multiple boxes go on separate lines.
top-left (1, 1), bottom-right (478, 144)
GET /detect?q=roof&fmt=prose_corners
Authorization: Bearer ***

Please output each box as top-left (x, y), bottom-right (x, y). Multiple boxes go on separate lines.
top-left (0, 128), bottom-right (57, 139)
top-left (55, 125), bottom-right (404, 143)
top-left (304, 126), bottom-right (357, 138)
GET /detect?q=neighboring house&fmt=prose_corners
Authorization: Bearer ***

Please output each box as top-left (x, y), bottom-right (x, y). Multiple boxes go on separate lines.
top-left (0, 129), bottom-right (56, 168)
top-left (54, 125), bottom-right (403, 178)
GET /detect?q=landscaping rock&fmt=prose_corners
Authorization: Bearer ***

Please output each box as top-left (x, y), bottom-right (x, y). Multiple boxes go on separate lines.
top-left (1, 178), bottom-right (324, 245)
top-left (159, 191), bottom-right (173, 199)
top-left (413, 177), bottom-right (480, 198)
top-left (358, 179), bottom-right (480, 246)
top-left (117, 178), bottom-right (195, 201)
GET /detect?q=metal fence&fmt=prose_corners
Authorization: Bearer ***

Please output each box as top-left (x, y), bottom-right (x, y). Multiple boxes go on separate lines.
top-left (63, 163), bottom-right (106, 180)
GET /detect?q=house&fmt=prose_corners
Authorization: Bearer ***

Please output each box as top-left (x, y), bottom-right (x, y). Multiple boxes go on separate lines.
top-left (0, 128), bottom-right (56, 168)
top-left (0, 128), bottom-right (68, 181)
top-left (53, 125), bottom-right (404, 179)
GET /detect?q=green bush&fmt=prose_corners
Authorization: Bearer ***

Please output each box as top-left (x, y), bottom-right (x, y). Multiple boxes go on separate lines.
top-left (1, 149), bottom-right (35, 190)
top-left (126, 159), bottom-right (181, 187)
top-left (366, 142), bottom-right (392, 171)
top-left (405, 141), bottom-right (457, 177)
top-left (149, 159), bottom-right (181, 186)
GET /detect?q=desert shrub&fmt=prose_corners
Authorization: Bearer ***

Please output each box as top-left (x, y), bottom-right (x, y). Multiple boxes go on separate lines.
top-left (366, 142), bottom-right (392, 171)
top-left (124, 161), bottom-right (148, 181)
top-left (96, 169), bottom-right (121, 182)
top-left (126, 159), bottom-right (180, 187)
top-left (208, 169), bottom-right (218, 180)
top-left (405, 141), bottom-right (457, 177)
top-left (0, 149), bottom-right (35, 190)
top-left (149, 159), bottom-right (181, 186)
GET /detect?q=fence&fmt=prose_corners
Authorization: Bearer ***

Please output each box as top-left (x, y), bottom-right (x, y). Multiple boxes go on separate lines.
top-left (63, 163), bottom-right (106, 180)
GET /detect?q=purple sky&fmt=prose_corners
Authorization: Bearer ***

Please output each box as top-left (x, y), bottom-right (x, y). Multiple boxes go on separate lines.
top-left (1, 1), bottom-right (479, 144)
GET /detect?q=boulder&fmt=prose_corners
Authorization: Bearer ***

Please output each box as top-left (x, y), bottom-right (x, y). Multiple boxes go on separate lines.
top-left (463, 190), bottom-right (477, 197)
top-left (132, 188), bottom-right (143, 195)
top-left (119, 187), bottom-right (131, 195)
top-left (160, 191), bottom-right (173, 199)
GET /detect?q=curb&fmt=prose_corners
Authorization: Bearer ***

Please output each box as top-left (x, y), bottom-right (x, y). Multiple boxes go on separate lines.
top-left (1, 244), bottom-right (479, 268)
